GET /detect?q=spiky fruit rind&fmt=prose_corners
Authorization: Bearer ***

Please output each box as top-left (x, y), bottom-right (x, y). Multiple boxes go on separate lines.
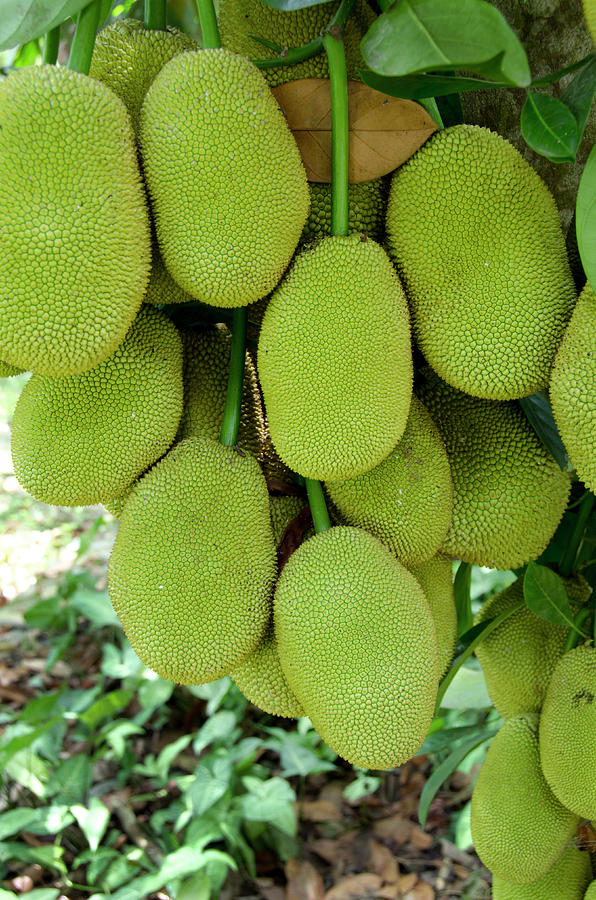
top-left (410, 556), bottom-right (457, 679)
top-left (303, 180), bottom-right (387, 244)
top-left (232, 625), bottom-right (305, 718)
top-left (492, 843), bottom-right (592, 900)
top-left (0, 361), bottom-right (24, 377)
top-left (145, 248), bottom-right (195, 307)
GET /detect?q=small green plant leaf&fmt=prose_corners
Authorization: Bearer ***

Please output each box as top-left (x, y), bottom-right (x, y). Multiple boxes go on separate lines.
top-left (361, 0), bottom-right (531, 86)
top-left (0, 717), bottom-right (62, 771)
top-left (519, 392), bottom-right (569, 470)
top-left (523, 561), bottom-right (584, 632)
top-left (70, 797), bottom-right (111, 852)
top-left (440, 664), bottom-right (492, 709)
top-left (454, 562), bottom-right (473, 637)
top-left (238, 776), bottom-right (297, 836)
top-left (45, 753), bottom-right (92, 804)
top-left (193, 710), bottom-right (238, 755)
top-left (576, 143), bottom-right (596, 287)
top-left (187, 756), bottom-right (233, 816)
top-left (78, 689), bottom-right (133, 729)
top-left (359, 68), bottom-right (509, 99)
top-left (560, 54), bottom-right (596, 142)
top-left (0, 842), bottom-right (66, 874)
top-left (521, 93), bottom-right (579, 163)
top-left (0, 0), bottom-right (89, 51)
top-left (418, 728), bottom-right (497, 827)
top-left (70, 588), bottom-right (120, 628)
top-left (343, 773), bottom-right (381, 801)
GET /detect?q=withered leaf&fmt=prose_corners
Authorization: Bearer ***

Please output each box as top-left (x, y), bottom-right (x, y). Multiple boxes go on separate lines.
top-left (273, 78), bottom-right (437, 183)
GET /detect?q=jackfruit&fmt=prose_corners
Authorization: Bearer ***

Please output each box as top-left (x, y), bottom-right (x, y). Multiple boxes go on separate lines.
top-left (11, 306), bottom-right (183, 507)
top-left (140, 49), bottom-right (309, 308)
top-left (0, 65), bottom-right (150, 376)
top-left (584, 0), bottom-right (596, 42)
top-left (540, 644), bottom-right (596, 821)
top-left (108, 437), bottom-right (276, 684)
top-left (410, 557), bottom-right (457, 679)
top-left (218, 0), bottom-right (375, 87)
top-left (325, 395), bottom-right (452, 566)
top-left (274, 526), bottom-right (439, 769)
top-left (303, 180), bottom-right (387, 244)
top-left (259, 235), bottom-right (413, 481)
top-left (0, 361), bottom-right (23, 377)
top-left (471, 713), bottom-right (579, 883)
top-left (550, 283), bottom-right (596, 492)
top-left (386, 125), bottom-right (576, 400)
top-left (586, 882), bottom-right (596, 900)
top-left (418, 369), bottom-right (570, 569)
top-left (492, 843), bottom-right (592, 900)
top-left (178, 326), bottom-right (264, 457)
top-left (90, 18), bottom-right (196, 133)
top-left (145, 246), bottom-right (195, 307)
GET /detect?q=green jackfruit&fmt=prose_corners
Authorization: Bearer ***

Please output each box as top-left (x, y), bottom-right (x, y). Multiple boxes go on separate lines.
top-left (410, 557), bottom-right (457, 679)
top-left (178, 327), bottom-right (264, 457)
top-left (0, 66), bottom-right (150, 376)
top-left (0, 361), bottom-right (23, 377)
top-left (259, 235), bottom-right (413, 481)
top-left (471, 713), bottom-right (579, 884)
top-left (268, 494), bottom-right (307, 546)
top-left (140, 49), bottom-right (309, 308)
top-left (386, 125), bottom-right (576, 400)
top-left (540, 644), bottom-right (596, 821)
top-left (550, 283), bottom-right (596, 492)
top-left (584, 0), bottom-right (596, 42)
top-left (274, 526), bottom-right (439, 769)
top-left (326, 395), bottom-right (452, 566)
top-left (108, 437), bottom-right (276, 684)
top-left (303, 180), bottom-right (387, 244)
top-left (218, 0), bottom-right (374, 87)
top-left (586, 882), bottom-right (596, 900)
top-left (492, 843), bottom-right (592, 900)
top-left (90, 18), bottom-right (196, 133)
top-left (419, 370), bottom-right (570, 569)
top-left (145, 247), bottom-right (195, 307)
top-left (11, 307), bottom-right (183, 507)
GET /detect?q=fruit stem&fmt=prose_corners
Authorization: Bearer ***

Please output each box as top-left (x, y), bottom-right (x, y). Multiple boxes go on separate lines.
top-left (559, 490), bottom-right (596, 577)
top-left (145, 0), bottom-right (166, 30)
top-left (196, 0), bottom-right (221, 49)
top-left (43, 26), bottom-right (60, 65)
top-left (220, 308), bottom-right (248, 447)
top-left (68, 0), bottom-right (101, 74)
top-left (305, 479), bottom-right (332, 534)
top-left (252, 0), bottom-right (356, 71)
top-left (564, 607), bottom-right (592, 653)
top-left (323, 25), bottom-right (350, 237)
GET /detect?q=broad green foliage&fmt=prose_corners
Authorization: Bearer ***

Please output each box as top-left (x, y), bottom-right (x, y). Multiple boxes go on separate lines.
top-left (326, 395), bottom-right (453, 566)
top-left (259, 235), bottom-right (413, 480)
top-left (108, 437), bottom-right (276, 684)
top-left (274, 526), bottom-right (439, 769)
top-left (386, 125), bottom-right (576, 400)
top-left (492, 843), bottom-right (592, 900)
top-left (471, 713), bottom-right (579, 884)
top-left (0, 65), bottom-right (150, 376)
top-left (410, 556), bottom-right (457, 680)
top-left (540, 644), bottom-right (596, 820)
top-left (550, 283), bottom-right (596, 491)
top-left (419, 369), bottom-right (571, 569)
top-left (140, 49), bottom-right (309, 308)
top-left (11, 307), bottom-right (184, 506)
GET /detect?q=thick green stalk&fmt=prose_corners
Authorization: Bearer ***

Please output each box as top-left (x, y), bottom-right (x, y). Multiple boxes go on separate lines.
top-left (68, 0), bottom-right (101, 74)
top-left (323, 28), bottom-right (349, 237)
top-left (145, 0), bottom-right (166, 30)
top-left (219, 308), bottom-right (247, 447)
top-left (253, 0), bottom-right (355, 71)
top-left (43, 26), bottom-right (60, 65)
top-left (306, 479), bottom-right (332, 533)
top-left (559, 490), bottom-right (596, 576)
top-left (196, 0), bottom-right (220, 49)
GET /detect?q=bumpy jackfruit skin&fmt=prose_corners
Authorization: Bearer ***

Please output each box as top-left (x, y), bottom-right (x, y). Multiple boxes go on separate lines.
top-left (386, 125), bottom-right (576, 400)
top-left (584, 0), bottom-right (596, 42)
top-left (550, 284), bottom-right (596, 492)
top-left (418, 369), bottom-right (571, 569)
top-left (409, 557), bottom-right (457, 679)
top-left (89, 18), bottom-right (196, 133)
top-left (0, 361), bottom-right (23, 377)
top-left (11, 307), bottom-right (183, 507)
top-left (303, 180), bottom-right (387, 244)
top-left (475, 576), bottom-right (570, 719)
top-left (259, 235), bottom-right (413, 480)
top-left (218, 0), bottom-right (375, 87)
top-left (108, 437), bottom-right (276, 684)
top-left (140, 49), bottom-right (309, 308)
top-left (492, 843), bottom-right (592, 900)
top-left (540, 645), bottom-right (596, 821)
top-left (325, 396), bottom-right (452, 566)
top-left (269, 494), bottom-right (306, 545)
top-left (471, 713), bottom-right (579, 884)
top-left (274, 526), bottom-right (439, 769)
top-left (0, 66), bottom-right (150, 376)
top-left (178, 327), bottom-right (264, 458)
top-left (145, 247), bottom-right (195, 307)
top-left (586, 882), bottom-right (596, 899)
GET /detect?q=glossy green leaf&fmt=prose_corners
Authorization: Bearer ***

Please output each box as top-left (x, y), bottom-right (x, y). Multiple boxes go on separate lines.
top-left (519, 392), bottom-right (569, 470)
top-left (260, 0), bottom-right (333, 8)
top-left (187, 756), bottom-right (233, 816)
top-left (523, 561), bottom-right (583, 632)
top-left (78, 689), bottom-right (133, 729)
top-left (342, 774), bottom-right (381, 801)
top-left (45, 753), bottom-right (92, 804)
top-left (70, 589), bottom-right (119, 629)
top-left (361, 0), bottom-right (530, 86)
top-left (0, 0), bottom-right (89, 51)
top-left (71, 797), bottom-right (111, 852)
top-left (359, 67), bottom-right (509, 99)
top-left (560, 54), bottom-right (596, 141)
top-left (577, 143), bottom-right (596, 287)
top-left (454, 562), bottom-right (473, 637)
top-left (521, 93), bottom-right (579, 163)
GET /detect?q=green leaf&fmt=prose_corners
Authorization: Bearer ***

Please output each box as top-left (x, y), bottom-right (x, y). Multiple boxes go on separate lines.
top-left (342, 774), bottom-right (381, 801)
top-left (270, 734), bottom-right (337, 777)
top-left (154, 733), bottom-right (193, 781)
top-left (523, 562), bottom-right (584, 632)
top-left (45, 753), bottom-right (92, 804)
top-left (521, 92), bottom-right (579, 163)
top-left (177, 871), bottom-right (212, 900)
top-left (577, 143), bottom-right (596, 287)
top-left (0, 807), bottom-right (42, 840)
top-left (440, 664), bottom-right (492, 709)
top-left (560, 54), bottom-right (596, 142)
top-left (361, 0), bottom-right (530, 86)
top-left (193, 710), bottom-right (238, 755)
top-left (454, 562), bottom-right (473, 637)
top-left (0, 0), bottom-right (91, 50)
top-left (418, 729), bottom-right (497, 827)
top-left (260, 0), bottom-right (333, 9)
top-left (239, 777), bottom-right (297, 836)
top-left (359, 67), bottom-right (509, 99)
top-left (0, 841), bottom-right (65, 874)
top-left (70, 797), bottom-right (111, 852)
top-left (187, 677), bottom-right (232, 715)
top-left (0, 717), bottom-right (62, 770)
top-left (0, 889), bottom-right (59, 900)
top-left (187, 756), bottom-right (233, 816)
top-left (70, 589), bottom-right (120, 628)
top-left (79, 690), bottom-right (133, 729)
top-left (519, 392), bottom-right (569, 470)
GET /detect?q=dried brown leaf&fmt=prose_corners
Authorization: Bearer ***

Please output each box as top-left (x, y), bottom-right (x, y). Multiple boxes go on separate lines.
top-left (310, 832), bottom-right (357, 866)
top-left (368, 840), bottom-right (400, 884)
top-left (278, 506), bottom-right (313, 572)
top-left (300, 800), bottom-right (343, 823)
top-left (273, 79), bottom-right (437, 183)
top-left (324, 873), bottom-right (383, 900)
top-left (285, 859), bottom-right (325, 900)
top-left (399, 873), bottom-right (418, 894)
top-left (408, 827), bottom-right (434, 850)
top-left (404, 882), bottom-right (435, 900)
top-left (372, 814), bottom-right (412, 846)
